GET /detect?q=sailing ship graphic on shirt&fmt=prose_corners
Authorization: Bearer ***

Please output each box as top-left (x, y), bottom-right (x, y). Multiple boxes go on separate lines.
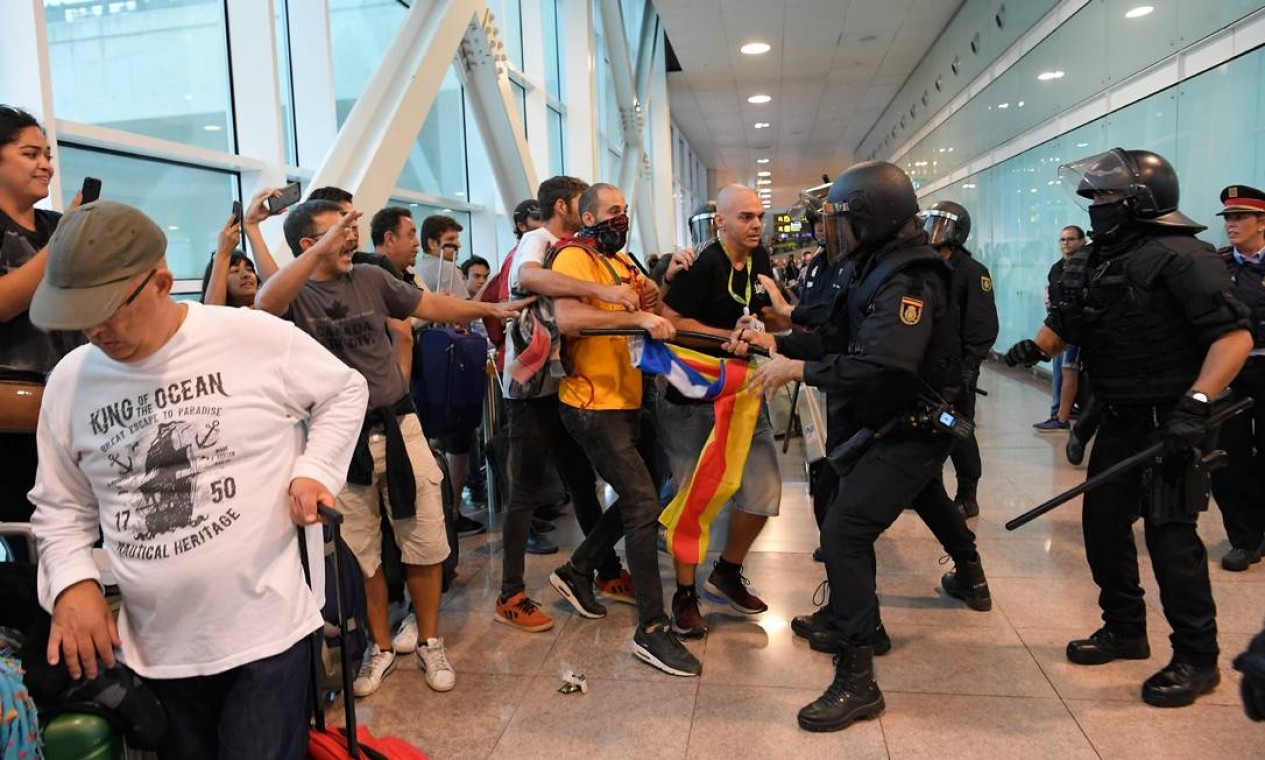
top-left (132, 421), bottom-right (208, 540)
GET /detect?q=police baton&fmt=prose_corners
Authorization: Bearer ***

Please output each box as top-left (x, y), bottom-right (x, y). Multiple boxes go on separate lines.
top-left (578, 328), bottom-right (770, 358)
top-left (1005, 396), bottom-right (1253, 531)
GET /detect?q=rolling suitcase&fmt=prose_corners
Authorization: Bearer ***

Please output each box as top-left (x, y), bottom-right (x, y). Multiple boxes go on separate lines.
top-left (299, 505), bottom-right (428, 760)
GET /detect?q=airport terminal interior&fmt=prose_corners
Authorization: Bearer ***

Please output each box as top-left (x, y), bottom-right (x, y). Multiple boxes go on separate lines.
top-left (3, 0), bottom-right (1265, 758)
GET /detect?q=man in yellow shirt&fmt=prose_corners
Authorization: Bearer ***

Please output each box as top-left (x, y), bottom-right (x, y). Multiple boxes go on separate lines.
top-left (547, 183), bottom-right (701, 677)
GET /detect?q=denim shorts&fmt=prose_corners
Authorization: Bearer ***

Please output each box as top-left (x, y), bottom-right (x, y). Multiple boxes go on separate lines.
top-left (1062, 344), bottom-right (1081, 368)
top-left (652, 395), bottom-right (782, 517)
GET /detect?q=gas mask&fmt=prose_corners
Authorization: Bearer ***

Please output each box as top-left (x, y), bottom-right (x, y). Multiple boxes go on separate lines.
top-left (579, 213), bottom-right (630, 256)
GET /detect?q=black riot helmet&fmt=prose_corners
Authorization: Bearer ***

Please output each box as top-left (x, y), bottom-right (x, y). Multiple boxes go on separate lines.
top-left (821, 161), bottom-right (919, 261)
top-left (688, 201), bottom-right (718, 245)
top-left (1058, 148), bottom-right (1203, 244)
top-left (922, 200), bottom-right (971, 247)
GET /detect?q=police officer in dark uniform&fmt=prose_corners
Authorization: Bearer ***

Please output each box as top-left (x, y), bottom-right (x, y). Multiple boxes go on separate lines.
top-left (730, 161), bottom-right (990, 732)
top-left (1005, 148), bottom-right (1253, 707)
top-left (1209, 184), bottom-right (1265, 572)
top-left (922, 201), bottom-right (998, 517)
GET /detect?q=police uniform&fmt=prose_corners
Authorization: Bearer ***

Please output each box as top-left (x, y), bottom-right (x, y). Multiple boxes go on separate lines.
top-left (946, 246), bottom-right (998, 510)
top-left (1210, 184), bottom-right (1265, 569)
top-left (1036, 149), bottom-right (1252, 707)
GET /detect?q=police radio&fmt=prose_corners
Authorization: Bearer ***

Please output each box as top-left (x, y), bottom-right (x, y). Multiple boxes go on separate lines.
top-left (924, 403), bottom-right (974, 442)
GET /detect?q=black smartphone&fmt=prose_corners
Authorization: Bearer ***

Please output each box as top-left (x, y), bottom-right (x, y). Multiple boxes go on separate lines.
top-left (231, 200), bottom-right (243, 229)
top-left (265, 182), bottom-right (301, 214)
top-left (80, 177), bottom-right (102, 204)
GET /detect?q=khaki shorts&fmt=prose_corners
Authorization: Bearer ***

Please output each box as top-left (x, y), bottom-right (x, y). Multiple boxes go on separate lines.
top-left (338, 413), bottom-right (450, 575)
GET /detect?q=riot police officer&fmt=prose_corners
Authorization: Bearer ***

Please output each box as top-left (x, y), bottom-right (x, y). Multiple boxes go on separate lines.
top-left (922, 201), bottom-right (998, 517)
top-left (1005, 148), bottom-right (1252, 707)
top-left (730, 161), bottom-right (989, 732)
top-left (1209, 184), bottom-right (1265, 572)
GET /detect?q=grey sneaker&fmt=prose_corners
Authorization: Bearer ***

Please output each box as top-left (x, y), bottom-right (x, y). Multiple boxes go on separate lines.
top-left (633, 621), bottom-right (701, 677)
top-left (417, 637), bottom-right (456, 692)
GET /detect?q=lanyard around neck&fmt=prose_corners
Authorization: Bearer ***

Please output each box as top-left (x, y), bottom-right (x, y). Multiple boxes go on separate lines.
top-left (718, 238), bottom-right (752, 308)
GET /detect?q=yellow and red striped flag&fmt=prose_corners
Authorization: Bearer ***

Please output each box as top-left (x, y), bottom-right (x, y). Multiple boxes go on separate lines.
top-left (629, 339), bottom-right (762, 564)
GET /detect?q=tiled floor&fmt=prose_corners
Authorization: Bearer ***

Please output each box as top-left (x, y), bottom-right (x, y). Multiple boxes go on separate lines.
top-left (345, 365), bottom-right (1265, 758)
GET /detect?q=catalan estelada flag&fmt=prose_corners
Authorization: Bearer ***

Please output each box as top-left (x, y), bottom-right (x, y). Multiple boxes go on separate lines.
top-left (628, 339), bottom-right (762, 564)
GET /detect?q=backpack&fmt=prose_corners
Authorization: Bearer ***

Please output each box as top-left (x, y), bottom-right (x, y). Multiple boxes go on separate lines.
top-left (412, 328), bottom-right (488, 440)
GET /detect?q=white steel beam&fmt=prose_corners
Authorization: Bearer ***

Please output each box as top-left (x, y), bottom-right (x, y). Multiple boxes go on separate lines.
top-left (457, 7), bottom-right (538, 213)
top-left (306, 0), bottom-right (479, 243)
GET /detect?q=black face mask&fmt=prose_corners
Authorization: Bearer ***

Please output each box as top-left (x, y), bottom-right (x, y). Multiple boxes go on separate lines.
top-left (579, 213), bottom-right (629, 255)
top-left (1088, 200), bottom-right (1131, 246)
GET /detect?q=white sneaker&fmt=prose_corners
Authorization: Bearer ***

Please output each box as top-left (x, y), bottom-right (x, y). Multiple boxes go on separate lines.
top-left (417, 637), bottom-right (456, 692)
top-left (392, 613), bottom-right (418, 654)
top-left (352, 646), bottom-right (396, 698)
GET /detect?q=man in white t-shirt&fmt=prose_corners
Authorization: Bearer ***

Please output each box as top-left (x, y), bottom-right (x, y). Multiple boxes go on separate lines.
top-left (493, 176), bottom-right (648, 632)
top-left (27, 201), bottom-right (369, 758)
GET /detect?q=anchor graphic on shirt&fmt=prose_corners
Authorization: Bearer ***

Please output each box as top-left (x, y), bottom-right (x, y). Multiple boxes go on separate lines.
top-left (108, 453), bottom-right (133, 474)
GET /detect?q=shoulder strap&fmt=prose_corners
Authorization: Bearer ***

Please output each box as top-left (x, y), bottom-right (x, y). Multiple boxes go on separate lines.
top-left (854, 247), bottom-right (940, 310)
top-left (545, 236), bottom-right (624, 286)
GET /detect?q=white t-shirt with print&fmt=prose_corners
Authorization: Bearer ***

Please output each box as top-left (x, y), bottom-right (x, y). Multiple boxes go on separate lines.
top-left (29, 303), bottom-right (368, 678)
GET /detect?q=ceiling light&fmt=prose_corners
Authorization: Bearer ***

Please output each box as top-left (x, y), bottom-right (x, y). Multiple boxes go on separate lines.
top-left (747, 94), bottom-right (772, 104)
top-left (757, 170), bottom-right (772, 177)
top-left (441, 208), bottom-right (453, 213)
top-left (756, 158), bottom-right (770, 164)
top-left (741, 42), bottom-right (771, 55)
top-left (961, 183), bottom-right (976, 189)
top-left (1125, 6), bottom-right (1154, 19)
top-left (913, 161), bottom-right (928, 167)
top-left (202, 124), bottom-right (222, 131)
top-left (167, 225), bottom-right (179, 231)
top-left (454, 191), bottom-right (466, 196)
top-left (1038, 70), bottom-right (1065, 81)
top-left (754, 122), bottom-right (771, 129)
top-left (757, 179), bottom-right (771, 185)
top-left (997, 102), bottom-right (1009, 109)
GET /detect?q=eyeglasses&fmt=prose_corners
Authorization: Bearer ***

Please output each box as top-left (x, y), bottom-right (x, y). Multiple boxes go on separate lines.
top-left (120, 269), bottom-right (157, 309)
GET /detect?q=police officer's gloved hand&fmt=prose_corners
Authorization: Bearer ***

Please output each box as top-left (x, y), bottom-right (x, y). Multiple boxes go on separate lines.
top-left (1003, 339), bottom-right (1047, 367)
top-left (1162, 393), bottom-right (1210, 455)
top-left (1234, 629), bottom-right (1265, 721)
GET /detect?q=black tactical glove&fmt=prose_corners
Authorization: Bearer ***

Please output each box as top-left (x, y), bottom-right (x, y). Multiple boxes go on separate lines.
top-left (1003, 339), bottom-right (1047, 367)
top-left (1162, 393), bottom-right (1210, 455)
top-left (1234, 629), bottom-right (1265, 721)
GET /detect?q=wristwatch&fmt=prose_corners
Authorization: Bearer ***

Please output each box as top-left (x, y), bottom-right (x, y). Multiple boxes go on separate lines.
top-left (1187, 390), bottom-right (1211, 406)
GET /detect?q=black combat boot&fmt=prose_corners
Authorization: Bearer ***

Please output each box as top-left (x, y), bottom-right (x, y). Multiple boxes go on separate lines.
top-left (953, 479), bottom-right (980, 518)
top-left (1142, 660), bottom-right (1220, 707)
top-left (805, 622), bottom-right (891, 656)
top-left (941, 556), bottom-right (992, 611)
top-left (797, 645), bottom-right (885, 732)
top-left (1066, 627), bottom-right (1151, 665)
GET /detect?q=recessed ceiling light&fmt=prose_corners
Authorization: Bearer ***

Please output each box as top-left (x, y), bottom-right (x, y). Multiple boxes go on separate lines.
top-left (409, 203), bottom-right (419, 208)
top-left (997, 103), bottom-right (1009, 109)
top-left (441, 208), bottom-right (453, 213)
top-left (757, 170), bottom-right (772, 177)
top-left (454, 191), bottom-right (466, 196)
top-left (741, 42), bottom-right (771, 55)
top-left (1125, 6), bottom-right (1154, 19)
top-left (167, 225), bottom-right (179, 231)
top-left (961, 183), bottom-right (977, 189)
top-left (756, 158), bottom-right (770, 164)
top-left (754, 122), bottom-right (771, 129)
top-left (1037, 70), bottom-right (1065, 81)
top-left (1076, 142), bottom-right (1090, 148)
top-left (747, 94), bottom-right (772, 104)
top-left (202, 124), bottom-right (222, 131)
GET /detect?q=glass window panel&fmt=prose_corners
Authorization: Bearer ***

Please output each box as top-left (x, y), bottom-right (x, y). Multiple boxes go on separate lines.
top-left (57, 145), bottom-right (238, 285)
top-left (43, 0), bottom-right (235, 151)
top-left (329, 0), bottom-right (406, 127)
top-left (544, 0), bottom-right (563, 100)
top-left (493, 0), bottom-right (524, 71)
top-left (397, 68), bottom-right (468, 198)
top-left (276, 0), bottom-right (297, 165)
top-left (404, 202), bottom-right (473, 263)
top-left (512, 81), bottom-right (528, 140)
top-left (548, 106), bottom-right (565, 176)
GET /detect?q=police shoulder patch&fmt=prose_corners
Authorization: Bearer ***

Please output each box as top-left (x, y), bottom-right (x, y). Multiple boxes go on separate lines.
top-left (980, 275), bottom-right (993, 293)
top-left (899, 296), bottom-right (924, 326)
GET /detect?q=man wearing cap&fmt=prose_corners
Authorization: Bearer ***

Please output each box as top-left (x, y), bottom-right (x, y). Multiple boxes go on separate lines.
top-left (26, 200), bottom-right (369, 757)
top-left (1211, 184), bottom-right (1265, 572)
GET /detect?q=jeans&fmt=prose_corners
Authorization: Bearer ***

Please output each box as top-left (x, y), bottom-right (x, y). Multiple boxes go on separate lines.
top-left (501, 396), bottom-right (619, 597)
top-left (561, 406), bottom-right (666, 626)
top-left (145, 636), bottom-right (311, 760)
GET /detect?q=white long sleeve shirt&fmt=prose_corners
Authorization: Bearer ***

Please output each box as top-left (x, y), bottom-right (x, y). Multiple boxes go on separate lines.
top-left (29, 303), bottom-right (368, 678)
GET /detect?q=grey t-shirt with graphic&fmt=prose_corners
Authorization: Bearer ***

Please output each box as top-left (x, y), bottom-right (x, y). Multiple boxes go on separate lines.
top-left (286, 264), bottom-right (422, 409)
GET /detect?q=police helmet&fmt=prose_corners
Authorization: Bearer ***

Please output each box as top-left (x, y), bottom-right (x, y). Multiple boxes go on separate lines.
top-left (922, 200), bottom-right (971, 247)
top-left (1059, 148), bottom-right (1202, 230)
top-left (688, 201), bottom-right (717, 246)
top-left (822, 161), bottom-right (919, 260)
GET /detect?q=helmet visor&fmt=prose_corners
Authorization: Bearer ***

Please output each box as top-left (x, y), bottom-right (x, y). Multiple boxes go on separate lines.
top-left (1058, 148), bottom-right (1143, 209)
top-left (822, 200), bottom-right (858, 261)
top-left (921, 209), bottom-right (961, 247)
top-left (688, 212), bottom-right (716, 245)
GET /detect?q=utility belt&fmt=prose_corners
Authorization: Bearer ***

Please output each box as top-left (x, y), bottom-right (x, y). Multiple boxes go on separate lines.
top-left (827, 399), bottom-right (971, 476)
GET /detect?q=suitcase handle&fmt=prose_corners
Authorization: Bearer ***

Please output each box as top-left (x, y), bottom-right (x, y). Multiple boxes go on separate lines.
top-left (298, 503), bottom-right (359, 757)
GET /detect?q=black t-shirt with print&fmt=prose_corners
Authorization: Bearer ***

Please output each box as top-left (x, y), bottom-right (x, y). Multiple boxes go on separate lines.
top-left (0, 207), bottom-right (86, 376)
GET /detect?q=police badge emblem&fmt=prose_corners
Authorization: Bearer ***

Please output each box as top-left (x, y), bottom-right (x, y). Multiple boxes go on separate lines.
top-left (899, 296), bottom-right (923, 325)
top-left (981, 275), bottom-right (992, 293)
